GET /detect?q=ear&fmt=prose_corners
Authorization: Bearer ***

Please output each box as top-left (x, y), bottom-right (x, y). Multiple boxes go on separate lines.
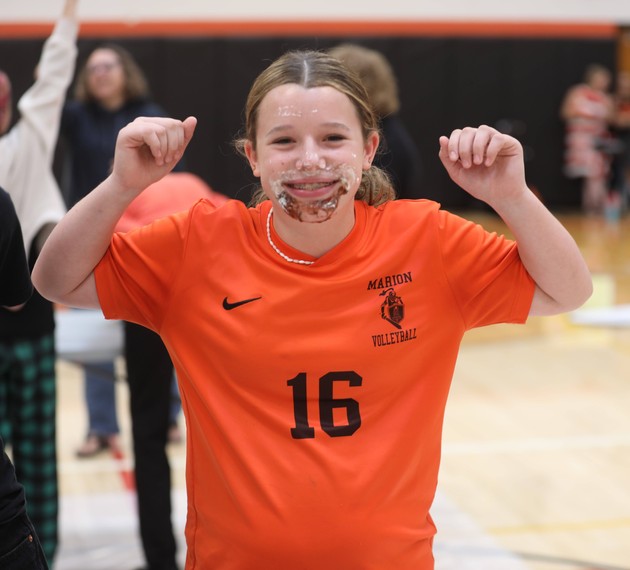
top-left (362, 131), bottom-right (380, 170)
top-left (244, 141), bottom-right (260, 177)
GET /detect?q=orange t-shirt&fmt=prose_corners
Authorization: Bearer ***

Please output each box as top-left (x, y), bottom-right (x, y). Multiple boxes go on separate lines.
top-left (95, 198), bottom-right (534, 569)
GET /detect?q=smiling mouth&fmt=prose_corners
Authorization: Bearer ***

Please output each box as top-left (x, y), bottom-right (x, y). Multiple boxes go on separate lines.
top-left (276, 183), bottom-right (349, 223)
top-left (270, 165), bottom-right (357, 222)
top-left (284, 179), bottom-right (339, 193)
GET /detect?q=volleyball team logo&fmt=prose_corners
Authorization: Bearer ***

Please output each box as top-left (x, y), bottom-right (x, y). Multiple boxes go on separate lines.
top-left (368, 273), bottom-right (417, 347)
top-left (379, 288), bottom-right (404, 329)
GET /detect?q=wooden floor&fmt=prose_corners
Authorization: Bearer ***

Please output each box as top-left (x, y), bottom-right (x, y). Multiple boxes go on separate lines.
top-left (52, 210), bottom-right (630, 570)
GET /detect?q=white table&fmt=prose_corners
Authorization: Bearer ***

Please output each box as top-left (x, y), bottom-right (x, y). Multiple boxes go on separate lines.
top-left (570, 304), bottom-right (630, 328)
top-left (55, 309), bottom-right (124, 364)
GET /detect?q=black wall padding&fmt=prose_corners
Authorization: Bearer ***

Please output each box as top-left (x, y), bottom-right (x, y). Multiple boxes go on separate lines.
top-left (0, 35), bottom-right (615, 210)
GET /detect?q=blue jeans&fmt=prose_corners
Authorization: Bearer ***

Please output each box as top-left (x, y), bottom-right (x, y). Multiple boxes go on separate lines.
top-left (85, 363), bottom-right (180, 436)
top-left (84, 361), bottom-right (119, 436)
top-left (0, 512), bottom-right (49, 569)
top-left (170, 373), bottom-right (181, 425)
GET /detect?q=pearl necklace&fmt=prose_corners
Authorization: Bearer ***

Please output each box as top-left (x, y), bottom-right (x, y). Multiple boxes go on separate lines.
top-left (266, 208), bottom-right (315, 265)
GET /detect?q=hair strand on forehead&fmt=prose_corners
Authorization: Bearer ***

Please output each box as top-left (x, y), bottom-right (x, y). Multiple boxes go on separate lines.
top-left (301, 58), bottom-right (310, 86)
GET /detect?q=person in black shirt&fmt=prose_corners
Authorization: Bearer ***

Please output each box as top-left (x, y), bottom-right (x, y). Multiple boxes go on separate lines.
top-left (0, 2), bottom-right (79, 562)
top-left (0, 187), bottom-right (48, 569)
top-left (60, 42), bottom-right (183, 570)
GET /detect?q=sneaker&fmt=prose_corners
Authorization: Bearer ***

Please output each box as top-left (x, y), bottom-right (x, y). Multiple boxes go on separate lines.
top-left (75, 434), bottom-right (119, 458)
top-left (168, 424), bottom-right (183, 444)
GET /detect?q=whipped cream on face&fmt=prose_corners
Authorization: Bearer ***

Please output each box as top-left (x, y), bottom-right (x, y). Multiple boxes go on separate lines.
top-left (270, 164), bottom-right (359, 222)
top-left (276, 105), bottom-right (303, 118)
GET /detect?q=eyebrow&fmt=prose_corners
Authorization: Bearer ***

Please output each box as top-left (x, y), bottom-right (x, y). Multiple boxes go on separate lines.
top-left (264, 122), bottom-right (352, 138)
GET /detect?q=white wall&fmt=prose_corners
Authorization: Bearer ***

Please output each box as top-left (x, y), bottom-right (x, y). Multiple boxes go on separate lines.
top-left (1, 0), bottom-right (630, 25)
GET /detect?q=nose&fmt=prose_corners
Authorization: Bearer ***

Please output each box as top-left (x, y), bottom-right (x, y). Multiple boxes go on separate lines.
top-left (295, 142), bottom-right (327, 171)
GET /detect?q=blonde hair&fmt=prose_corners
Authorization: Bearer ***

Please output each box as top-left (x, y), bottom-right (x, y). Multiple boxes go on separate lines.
top-left (74, 44), bottom-right (150, 104)
top-left (328, 43), bottom-right (400, 117)
top-left (236, 50), bottom-right (395, 206)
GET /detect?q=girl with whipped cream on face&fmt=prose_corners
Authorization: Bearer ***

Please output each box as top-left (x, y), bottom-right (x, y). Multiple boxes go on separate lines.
top-left (33, 50), bottom-right (592, 569)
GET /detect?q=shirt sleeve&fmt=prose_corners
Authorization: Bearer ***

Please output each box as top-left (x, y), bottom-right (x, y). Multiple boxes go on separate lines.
top-left (17, 16), bottom-right (78, 162)
top-left (94, 206), bottom-right (194, 332)
top-left (437, 209), bottom-right (535, 329)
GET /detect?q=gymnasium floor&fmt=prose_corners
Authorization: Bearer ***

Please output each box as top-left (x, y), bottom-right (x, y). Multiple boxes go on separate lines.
top-left (52, 211), bottom-right (630, 570)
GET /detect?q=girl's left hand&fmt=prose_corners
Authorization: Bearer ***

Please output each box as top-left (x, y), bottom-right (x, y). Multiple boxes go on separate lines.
top-left (438, 125), bottom-right (529, 207)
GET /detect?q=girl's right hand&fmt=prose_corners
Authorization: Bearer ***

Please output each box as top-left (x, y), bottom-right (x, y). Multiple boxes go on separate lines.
top-left (110, 116), bottom-right (197, 196)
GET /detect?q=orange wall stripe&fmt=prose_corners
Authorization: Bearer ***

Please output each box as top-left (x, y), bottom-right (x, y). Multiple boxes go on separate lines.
top-left (0, 20), bottom-right (619, 40)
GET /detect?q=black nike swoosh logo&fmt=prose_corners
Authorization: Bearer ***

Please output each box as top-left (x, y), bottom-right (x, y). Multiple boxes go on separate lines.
top-left (222, 296), bottom-right (262, 311)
